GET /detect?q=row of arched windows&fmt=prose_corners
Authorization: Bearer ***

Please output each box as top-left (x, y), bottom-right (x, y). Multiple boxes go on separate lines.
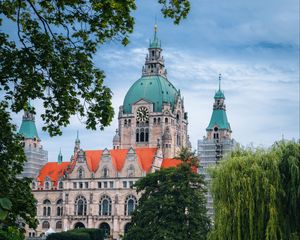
top-left (42, 220), bottom-right (62, 229)
top-left (136, 128), bottom-right (149, 142)
top-left (74, 195), bottom-right (137, 216)
top-left (42, 199), bottom-right (63, 217)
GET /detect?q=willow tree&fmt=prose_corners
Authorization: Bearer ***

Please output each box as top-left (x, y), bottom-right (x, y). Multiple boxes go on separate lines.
top-left (209, 141), bottom-right (300, 240)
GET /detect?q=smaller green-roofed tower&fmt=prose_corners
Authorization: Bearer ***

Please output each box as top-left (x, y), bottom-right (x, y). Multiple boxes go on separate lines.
top-left (18, 103), bottom-right (48, 179)
top-left (19, 103), bottom-right (39, 140)
top-left (206, 74), bottom-right (232, 136)
top-left (198, 74), bottom-right (236, 219)
top-left (57, 149), bottom-right (63, 164)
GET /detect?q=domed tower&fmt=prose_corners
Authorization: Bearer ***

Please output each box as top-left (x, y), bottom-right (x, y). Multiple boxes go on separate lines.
top-left (116, 26), bottom-right (189, 158)
top-left (18, 103), bottom-right (48, 178)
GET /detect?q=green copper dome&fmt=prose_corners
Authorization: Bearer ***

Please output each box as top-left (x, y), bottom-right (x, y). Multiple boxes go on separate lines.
top-left (19, 119), bottom-right (39, 139)
top-left (214, 89), bottom-right (225, 99)
top-left (123, 75), bottom-right (179, 114)
top-left (206, 109), bottom-right (231, 130)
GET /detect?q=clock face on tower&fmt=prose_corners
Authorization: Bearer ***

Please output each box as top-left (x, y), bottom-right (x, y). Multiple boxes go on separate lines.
top-left (136, 106), bottom-right (149, 122)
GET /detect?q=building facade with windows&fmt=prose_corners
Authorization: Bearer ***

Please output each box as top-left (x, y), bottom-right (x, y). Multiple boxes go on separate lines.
top-left (25, 27), bottom-right (191, 239)
top-left (198, 75), bottom-right (237, 219)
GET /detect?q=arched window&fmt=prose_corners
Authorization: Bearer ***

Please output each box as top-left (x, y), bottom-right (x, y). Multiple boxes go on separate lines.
top-left (43, 199), bottom-right (51, 216)
top-left (124, 119), bottom-right (127, 126)
top-left (124, 222), bottom-right (131, 234)
top-left (165, 118), bottom-right (168, 124)
top-left (145, 128), bottom-right (149, 142)
top-left (78, 168), bottom-right (84, 179)
top-left (157, 118), bottom-right (161, 124)
top-left (128, 119), bottom-right (131, 125)
top-left (99, 195), bottom-right (112, 216)
top-left (99, 222), bottom-right (110, 238)
top-left (42, 221), bottom-right (50, 229)
top-left (136, 129), bottom-right (139, 142)
top-left (176, 134), bottom-right (181, 146)
top-left (32, 181), bottom-right (36, 189)
top-left (124, 195), bottom-right (137, 216)
top-left (153, 118), bottom-right (156, 124)
top-left (103, 167), bottom-right (109, 178)
top-left (140, 128), bottom-right (144, 142)
top-left (127, 165), bottom-right (135, 177)
top-left (56, 199), bottom-right (63, 216)
top-left (58, 181), bottom-right (63, 189)
top-left (176, 113), bottom-right (180, 123)
top-left (56, 221), bottom-right (62, 229)
top-left (75, 196), bottom-right (87, 216)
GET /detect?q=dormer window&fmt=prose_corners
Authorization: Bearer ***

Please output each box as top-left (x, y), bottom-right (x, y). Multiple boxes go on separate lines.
top-left (44, 177), bottom-right (51, 190)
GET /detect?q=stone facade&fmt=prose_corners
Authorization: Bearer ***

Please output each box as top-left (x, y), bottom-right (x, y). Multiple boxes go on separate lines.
top-left (26, 27), bottom-right (189, 239)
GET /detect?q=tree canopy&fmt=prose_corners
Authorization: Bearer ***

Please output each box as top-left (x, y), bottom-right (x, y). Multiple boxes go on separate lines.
top-left (124, 148), bottom-right (211, 240)
top-left (0, 102), bottom-right (37, 239)
top-left (209, 140), bottom-right (300, 240)
top-left (0, 0), bottom-right (190, 136)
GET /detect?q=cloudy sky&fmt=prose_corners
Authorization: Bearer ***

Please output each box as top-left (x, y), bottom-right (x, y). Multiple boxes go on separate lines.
top-left (12, 0), bottom-right (299, 162)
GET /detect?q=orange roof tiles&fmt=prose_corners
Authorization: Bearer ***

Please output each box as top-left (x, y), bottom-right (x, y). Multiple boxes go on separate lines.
top-left (110, 149), bottom-right (128, 171)
top-left (85, 150), bottom-right (103, 172)
top-left (161, 158), bottom-right (182, 168)
top-left (136, 148), bottom-right (157, 172)
top-left (37, 162), bottom-right (70, 186)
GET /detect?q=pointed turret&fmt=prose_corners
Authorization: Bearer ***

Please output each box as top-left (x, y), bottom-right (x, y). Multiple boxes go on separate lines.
top-left (206, 74), bottom-right (232, 140)
top-left (19, 103), bottom-right (39, 140)
top-left (74, 131), bottom-right (80, 154)
top-left (142, 25), bottom-right (167, 78)
top-left (57, 149), bottom-right (63, 164)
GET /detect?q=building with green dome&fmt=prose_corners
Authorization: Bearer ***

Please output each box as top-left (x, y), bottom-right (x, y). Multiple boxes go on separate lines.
top-left (113, 26), bottom-right (191, 158)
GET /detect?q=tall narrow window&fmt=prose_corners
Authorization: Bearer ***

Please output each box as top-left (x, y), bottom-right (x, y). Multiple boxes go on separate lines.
top-left (136, 129), bottom-right (139, 142)
top-left (99, 195), bottom-right (112, 216)
top-left (140, 128), bottom-right (144, 142)
top-left (145, 128), bottom-right (149, 142)
top-left (103, 167), bottom-right (109, 178)
top-left (43, 199), bottom-right (51, 216)
top-left (125, 195), bottom-right (137, 216)
top-left (75, 196), bottom-right (87, 216)
top-left (78, 168), bottom-right (84, 179)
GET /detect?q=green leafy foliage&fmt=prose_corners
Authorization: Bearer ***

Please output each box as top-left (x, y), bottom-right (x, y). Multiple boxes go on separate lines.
top-left (0, 102), bottom-right (37, 238)
top-left (0, 198), bottom-right (12, 220)
top-left (124, 148), bottom-right (210, 240)
top-left (0, 0), bottom-right (190, 136)
top-left (46, 228), bottom-right (104, 240)
top-left (209, 140), bottom-right (300, 240)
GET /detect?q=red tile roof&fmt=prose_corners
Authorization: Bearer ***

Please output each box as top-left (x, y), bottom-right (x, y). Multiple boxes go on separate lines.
top-left (110, 149), bottom-right (128, 171)
top-left (161, 158), bottom-right (182, 168)
top-left (85, 150), bottom-right (103, 172)
top-left (136, 148), bottom-right (157, 173)
top-left (37, 162), bottom-right (70, 187)
top-left (37, 148), bottom-right (197, 185)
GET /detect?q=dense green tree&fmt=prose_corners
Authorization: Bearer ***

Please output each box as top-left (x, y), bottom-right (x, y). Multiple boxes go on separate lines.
top-left (209, 141), bottom-right (300, 240)
top-left (124, 148), bottom-right (211, 240)
top-left (0, 102), bottom-right (37, 239)
top-left (0, 0), bottom-right (190, 136)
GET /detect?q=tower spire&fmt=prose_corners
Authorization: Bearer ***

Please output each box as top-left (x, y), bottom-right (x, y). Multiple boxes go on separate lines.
top-left (219, 73), bottom-right (221, 91)
top-left (57, 148), bottom-right (63, 164)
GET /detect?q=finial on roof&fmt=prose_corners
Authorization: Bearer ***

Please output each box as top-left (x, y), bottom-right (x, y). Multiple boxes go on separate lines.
top-left (57, 148), bottom-right (63, 164)
top-left (218, 73), bottom-right (222, 91)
